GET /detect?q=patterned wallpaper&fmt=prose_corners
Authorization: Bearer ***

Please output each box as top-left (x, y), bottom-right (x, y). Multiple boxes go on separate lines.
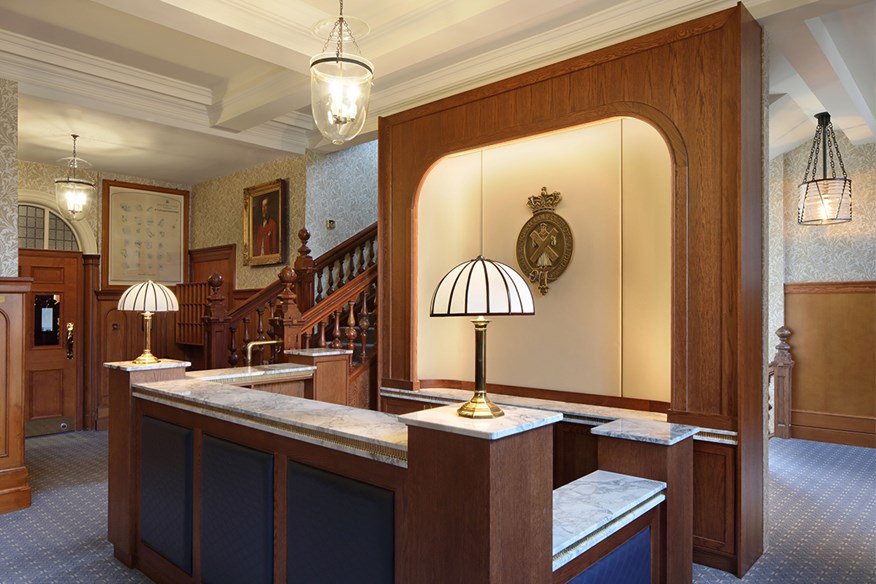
top-left (781, 130), bottom-right (876, 282)
top-left (767, 155), bottom-right (785, 346)
top-left (191, 155), bottom-right (306, 290)
top-left (0, 79), bottom-right (18, 277)
top-left (17, 160), bottom-right (189, 255)
top-left (305, 140), bottom-right (378, 258)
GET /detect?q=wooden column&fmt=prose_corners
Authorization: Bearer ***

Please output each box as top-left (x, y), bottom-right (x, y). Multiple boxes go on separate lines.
top-left (399, 404), bottom-right (561, 583)
top-left (285, 348), bottom-right (352, 406)
top-left (770, 326), bottom-right (794, 439)
top-left (105, 360), bottom-right (189, 566)
top-left (594, 419), bottom-right (698, 584)
top-left (0, 278), bottom-right (32, 515)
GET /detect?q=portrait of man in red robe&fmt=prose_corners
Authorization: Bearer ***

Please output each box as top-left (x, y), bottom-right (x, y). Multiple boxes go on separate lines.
top-left (254, 196), bottom-right (278, 256)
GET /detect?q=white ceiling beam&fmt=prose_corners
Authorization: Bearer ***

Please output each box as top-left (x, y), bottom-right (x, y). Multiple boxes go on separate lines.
top-left (805, 15), bottom-right (876, 143)
top-left (208, 70), bottom-right (312, 132)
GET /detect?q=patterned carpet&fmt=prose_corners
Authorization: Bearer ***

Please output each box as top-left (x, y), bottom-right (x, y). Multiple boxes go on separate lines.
top-left (0, 432), bottom-right (873, 583)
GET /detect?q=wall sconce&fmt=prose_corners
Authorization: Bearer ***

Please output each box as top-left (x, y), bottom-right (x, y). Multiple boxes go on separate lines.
top-left (54, 134), bottom-right (94, 222)
top-left (310, 0), bottom-right (373, 145)
top-left (117, 280), bottom-right (179, 364)
top-left (430, 257), bottom-right (535, 418)
top-left (798, 112), bottom-right (852, 225)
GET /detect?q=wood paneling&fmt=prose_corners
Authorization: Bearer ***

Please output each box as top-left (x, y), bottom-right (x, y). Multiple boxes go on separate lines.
top-left (378, 4), bottom-right (763, 575)
top-left (0, 279), bottom-right (32, 514)
top-left (189, 244), bottom-right (235, 300)
top-left (784, 282), bottom-right (875, 448)
top-left (692, 441), bottom-right (736, 556)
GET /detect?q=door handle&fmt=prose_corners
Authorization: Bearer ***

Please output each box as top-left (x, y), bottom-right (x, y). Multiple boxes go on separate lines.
top-left (66, 322), bottom-right (74, 359)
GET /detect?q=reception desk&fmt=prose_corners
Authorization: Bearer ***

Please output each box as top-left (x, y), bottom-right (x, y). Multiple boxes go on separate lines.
top-left (106, 363), bottom-right (687, 583)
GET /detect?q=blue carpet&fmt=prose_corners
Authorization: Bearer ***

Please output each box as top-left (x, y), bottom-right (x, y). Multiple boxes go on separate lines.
top-left (0, 432), bottom-right (873, 583)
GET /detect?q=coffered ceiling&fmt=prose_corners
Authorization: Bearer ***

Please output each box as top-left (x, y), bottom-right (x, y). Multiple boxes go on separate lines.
top-left (0, 0), bottom-right (872, 184)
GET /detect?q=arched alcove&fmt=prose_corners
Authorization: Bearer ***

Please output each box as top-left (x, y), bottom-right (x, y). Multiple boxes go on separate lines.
top-left (17, 189), bottom-right (98, 254)
top-left (416, 117), bottom-right (671, 401)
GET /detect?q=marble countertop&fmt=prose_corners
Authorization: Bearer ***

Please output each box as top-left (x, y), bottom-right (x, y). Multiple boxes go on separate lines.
top-left (132, 378), bottom-right (409, 467)
top-left (381, 387), bottom-right (667, 425)
top-left (590, 418), bottom-right (699, 445)
top-left (185, 363), bottom-right (316, 384)
top-left (400, 404), bottom-right (562, 440)
top-left (284, 348), bottom-right (353, 357)
top-left (552, 470), bottom-right (666, 571)
top-left (104, 359), bottom-right (191, 372)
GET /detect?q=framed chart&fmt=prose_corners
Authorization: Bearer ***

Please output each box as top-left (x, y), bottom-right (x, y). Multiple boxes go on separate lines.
top-left (102, 180), bottom-right (189, 289)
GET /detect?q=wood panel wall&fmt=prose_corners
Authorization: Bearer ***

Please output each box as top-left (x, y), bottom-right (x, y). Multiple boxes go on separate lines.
top-left (0, 278), bottom-right (32, 514)
top-left (784, 282), bottom-right (876, 448)
top-left (377, 5), bottom-right (763, 576)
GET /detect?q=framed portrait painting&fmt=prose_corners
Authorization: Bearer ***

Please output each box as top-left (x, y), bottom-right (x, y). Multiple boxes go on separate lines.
top-left (244, 179), bottom-right (287, 266)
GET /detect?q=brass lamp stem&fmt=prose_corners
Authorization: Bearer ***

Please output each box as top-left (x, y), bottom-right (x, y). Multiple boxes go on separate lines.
top-left (133, 311), bottom-right (160, 365)
top-left (457, 316), bottom-right (504, 418)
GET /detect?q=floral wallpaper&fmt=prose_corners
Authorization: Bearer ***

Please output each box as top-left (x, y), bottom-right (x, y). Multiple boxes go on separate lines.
top-left (305, 140), bottom-right (377, 257)
top-left (191, 155), bottom-right (306, 290)
top-left (0, 79), bottom-right (18, 277)
top-left (17, 160), bottom-right (189, 255)
top-left (767, 155), bottom-right (785, 346)
top-left (781, 130), bottom-right (876, 282)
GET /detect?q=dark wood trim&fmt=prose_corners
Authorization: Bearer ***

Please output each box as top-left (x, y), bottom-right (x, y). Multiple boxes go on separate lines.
top-left (693, 547), bottom-right (737, 574)
top-left (83, 255), bottom-right (100, 430)
top-left (784, 281), bottom-right (876, 294)
top-left (791, 410), bottom-right (876, 435)
top-left (419, 379), bottom-right (670, 413)
top-left (313, 222), bottom-right (377, 269)
top-left (0, 278), bottom-right (32, 515)
top-left (789, 426), bottom-right (876, 449)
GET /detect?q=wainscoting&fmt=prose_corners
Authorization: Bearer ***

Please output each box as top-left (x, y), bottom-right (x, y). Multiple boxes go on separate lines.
top-left (784, 282), bottom-right (876, 448)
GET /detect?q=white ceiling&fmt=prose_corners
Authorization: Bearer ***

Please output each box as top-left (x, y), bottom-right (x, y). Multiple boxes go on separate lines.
top-left (0, 0), bottom-right (873, 185)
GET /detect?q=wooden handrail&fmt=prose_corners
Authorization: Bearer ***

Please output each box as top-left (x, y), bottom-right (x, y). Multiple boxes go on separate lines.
top-left (300, 265), bottom-right (377, 328)
top-left (226, 279), bottom-right (287, 325)
top-left (314, 222), bottom-right (377, 269)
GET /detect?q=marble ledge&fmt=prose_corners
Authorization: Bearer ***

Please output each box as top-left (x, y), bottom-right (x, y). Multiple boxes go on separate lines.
top-left (591, 418), bottom-right (699, 446)
top-left (186, 363), bottom-right (316, 382)
top-left (399, 403), bottom-right (562, 440)
top-left (552, 470), bottom-right (665, 571)
top-left (381, 387), bottom-right (667, 424)
top-left (284, 348), bottom-right (353, 357)
top-left (104, 359), bottom-right (191, 372)
top-left (132, 378), bottom-right (409, 465)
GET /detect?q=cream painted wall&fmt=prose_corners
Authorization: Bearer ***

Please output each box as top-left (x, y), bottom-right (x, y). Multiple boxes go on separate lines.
top-left (417, 118), bottom-right (671, 400)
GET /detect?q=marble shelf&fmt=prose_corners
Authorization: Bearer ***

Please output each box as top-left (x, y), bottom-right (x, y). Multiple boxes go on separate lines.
top-left (590, 418), bottom-right (699, 446)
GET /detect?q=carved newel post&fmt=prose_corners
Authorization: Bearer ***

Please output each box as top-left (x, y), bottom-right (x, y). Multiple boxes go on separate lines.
top-left (203, 272), bottom-right (230, 370)
top-left (769, 326), bottom-right (794, 439)
top-left (293, 228), bottom-right (317, 312)
top-left (275, 266), bottom-right (303, 350)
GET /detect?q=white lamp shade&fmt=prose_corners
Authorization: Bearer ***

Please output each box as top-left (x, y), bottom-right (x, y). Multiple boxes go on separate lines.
top-left (118, 280), bottom-right (179, 312)
top-left (310, 52), bottom-right (373, 145)
top-left (431, 256), bottom-right (535, 317)
top-left (797, 178), bottom-right (852, 224)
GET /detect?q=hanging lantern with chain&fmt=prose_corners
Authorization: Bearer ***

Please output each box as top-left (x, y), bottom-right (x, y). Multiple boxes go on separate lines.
top-left (797, 112), bottom-right (852, 225)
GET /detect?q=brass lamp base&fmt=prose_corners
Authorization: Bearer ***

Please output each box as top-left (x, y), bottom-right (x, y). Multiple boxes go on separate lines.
top-left (132, 350), bottom-right (160, 365)
top-left (457, 390), bottom-right (504, 419)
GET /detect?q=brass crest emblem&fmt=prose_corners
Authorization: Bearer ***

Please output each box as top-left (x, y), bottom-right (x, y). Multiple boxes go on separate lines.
top-left (516, 187), bottom-right (573, 295)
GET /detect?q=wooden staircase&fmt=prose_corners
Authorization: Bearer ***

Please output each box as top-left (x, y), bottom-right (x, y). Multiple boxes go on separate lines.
top-left (176, 223), bottom-right (378, 406)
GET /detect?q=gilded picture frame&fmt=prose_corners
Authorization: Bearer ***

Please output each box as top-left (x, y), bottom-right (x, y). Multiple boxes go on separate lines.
top-left (243, 179), bottom-right (287, 266)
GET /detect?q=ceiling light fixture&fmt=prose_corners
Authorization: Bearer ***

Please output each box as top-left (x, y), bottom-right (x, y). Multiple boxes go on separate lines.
top-left (310, 0), bottom-right (373, 145)
top-left (798, 112), bottom-right (852, 225)
top-left (54, 134), bottom-right (94, 222)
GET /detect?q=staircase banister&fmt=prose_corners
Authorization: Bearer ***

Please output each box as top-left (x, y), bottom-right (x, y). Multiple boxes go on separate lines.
top-left (226, 279), bottom-right (288, 325)
top-left (299, 264), bottom-right (377, 329)
top-left (313, 222), bottom-right (377, 270)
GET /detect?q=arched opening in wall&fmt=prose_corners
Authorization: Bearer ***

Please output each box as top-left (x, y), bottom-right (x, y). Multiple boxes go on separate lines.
top-left (415, 117), bottom-right (671, 402)
top-left (17, 189), bottom-right (98, 254)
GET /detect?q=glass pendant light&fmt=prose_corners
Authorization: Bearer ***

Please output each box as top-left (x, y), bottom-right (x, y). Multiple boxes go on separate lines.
top-left (54, 134), bottom-right (95, 222)
top-left (797, 112), bottom-right (852, 225)
top-left (310, 0), bottom-right (373, 145)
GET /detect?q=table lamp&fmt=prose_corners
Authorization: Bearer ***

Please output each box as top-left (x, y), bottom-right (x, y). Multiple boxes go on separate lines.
top-left (430, 256), bottom-right (535, 418)
top-left (117, 280), bottom-right (179, 365)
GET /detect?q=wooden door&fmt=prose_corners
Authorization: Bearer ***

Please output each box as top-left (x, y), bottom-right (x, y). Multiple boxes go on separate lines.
top-left (18, 250), bottom-right (83, 436)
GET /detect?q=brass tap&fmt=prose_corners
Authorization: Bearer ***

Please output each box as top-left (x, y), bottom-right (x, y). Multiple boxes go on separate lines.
top-left (244, 339), bottom-right (283, 366)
